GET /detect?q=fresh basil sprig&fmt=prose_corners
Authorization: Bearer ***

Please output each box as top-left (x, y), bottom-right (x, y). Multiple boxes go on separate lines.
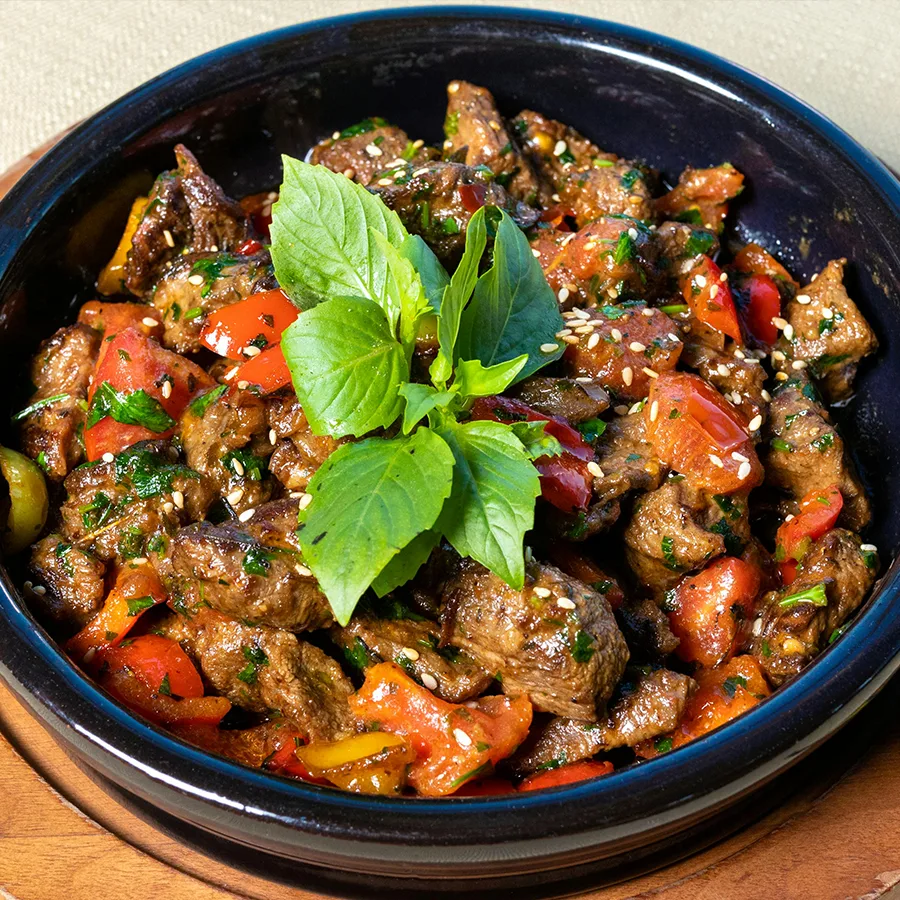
top-left (272, 158), bottom-right (564, 624)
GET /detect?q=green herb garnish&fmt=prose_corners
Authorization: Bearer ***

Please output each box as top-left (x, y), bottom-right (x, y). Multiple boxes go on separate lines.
top-left (126, 595), bottom-right (155, 617)
top-left (779, 582), bottom-right (828, 609)
top-left (12, 393), bottom-right (69, 422)
top-left (86, 382), bottom-right (175, 432)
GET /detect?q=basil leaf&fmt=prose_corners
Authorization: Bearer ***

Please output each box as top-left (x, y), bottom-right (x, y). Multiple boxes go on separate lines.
top-left (436, 419), bottom-right (540, 589)
top-left (457, 210), bottom-right (565, 381)
top-left (453, 355), bottom-right (528, 400)
top-left (87, 382), bottom-right (175, 433)
top-left (298, 429), bottom-right (455, 624)
top-left (398, 383), bottom-right (455, 435)
top-left (370, 229), bottom-right (429, 347)
top-left (270, 157), bottom-right (408, 311)
top-left (509, 420), bottom-right (564, 461)
top-left (400, 234), bottom-right (449, 313)
top-left (371, 529), bottom-right (441, 598)
top-left (430, 207), bottom-right (487, 387)
top-left (282, 295), bottom-right (408, 438)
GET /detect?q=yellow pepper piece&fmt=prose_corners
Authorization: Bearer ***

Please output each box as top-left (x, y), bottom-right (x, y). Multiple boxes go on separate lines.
top-left (0, 447), bottom-right (48, 553)
top-left (299, 731), bottom-right (406, 769)
top-left (97, 196), bottom-right (148, 296)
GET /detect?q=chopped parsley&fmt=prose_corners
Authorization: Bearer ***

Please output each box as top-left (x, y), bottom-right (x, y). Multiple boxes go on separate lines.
top-left (612, 231), bottom-right (635, 266)
top-left (811, 433), bottom-right (834, 453)
top-left (779, 582), bottom-right (828, 609)
top-left (189, 384), bottom-right (228, 418)
top-left (339, 117), bottom-right (388, 139)
top-left (709, 518), bottom-right (744, 556)
top-left (443, 111), bottom-right (460, 136)
top-left (619, 168), bottom-right (643, 190)
top-left (713, 494), bottom-right (741, 520)
top-left (222, 448), bottom-right (268, 482)
top-left (770, 437), bottom-right (794, 453)
top-left (190, 254), bottom-right (240, 298)
top-left (237, 643), bottom-right (270, 684)
top-left (661, 535), bottom-right (679, 570)
top-left (343, 636), bottom-right (372, 671)
top-left (115, 445), bottom-right (199, 499)
top-left (87, 382), bottom-right (175, 432)
top-left (242, 545), bottom-right (274, 577)
top-left (654, 736), bottom-right (673, 754)
top-left (126, 595), bottom-right (155, 617)
top-left (576, 418), bottom-right (607, 443)
top-left (571, 629), bottom-right (596, 663)
top-left (158, 673), bottom-right (172, 697)
top-left (722, 674), bottom-right (748, 698)
top-left (11, 393), bottom-right (69, 423)
top-left (54, 541), bottom-right (74, 577)
top-left (683, 229), bottom-right (716, 258)
top-left (442, 217), bottom-right (460, 235)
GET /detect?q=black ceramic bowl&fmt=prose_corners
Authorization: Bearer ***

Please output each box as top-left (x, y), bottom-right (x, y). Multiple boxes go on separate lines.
top-left (1, 7), bottom-right (899, 896)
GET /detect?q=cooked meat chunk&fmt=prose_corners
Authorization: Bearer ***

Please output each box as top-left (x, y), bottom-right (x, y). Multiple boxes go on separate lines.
top-left (561, 303), bottom-right (682, 402)
top-left (593, 413), bottom-right (665, 504)
top-left (29, 534), bottom-right (106, 631)
top-left (762, 375), bottom-right (871, 529)
top-left (59, 441), bottom-right (213, 563)
top-left (169, 499), bottom-right (332, 632)
top-left (509, 376), bottom-right (609, 423)
top-left (368, 161), bottom-right (539, 265)
top-left (680, 341), bottom-right (767, 425)
top-left (332, 612), bottom-right (492, 703)
top-left (624, 481), bottom-right (726, 595)
top-left (165, 609), bottom-right (357, 741)
top-left (776, 259), bottom-right (878, 402)
top-left (514, 109), bottom-right (611, 182)
top-left (655, 164), bottom-right (744, 232)
top-left (441, 559), bottom-right (629, 720)
top-left (507, 668), bottom-right (695, 775)
top-left (442, 81), bottom-right (546, 204)
top-left (616, 597), bottom-right (681, 660)
top-left (151, 250), bottom-right (275, 353)
top-left (125, 144), bottom-right (252, 295)
top-left (654, 221), bottom-right (720, 285)
top-left (181, 385), bottom-right (271, 514)
top-left (266, 392), bottom-right (340, 491)
top-left (19, 324), bottom-right (100, 481)
top-left (750, 529), bottom-right (876, 684)
top-left (310, 118), bottom-right (435, 186)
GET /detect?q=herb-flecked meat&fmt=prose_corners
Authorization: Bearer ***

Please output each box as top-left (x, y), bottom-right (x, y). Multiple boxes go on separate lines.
top-left (266, 392), bottom-right (341, 491)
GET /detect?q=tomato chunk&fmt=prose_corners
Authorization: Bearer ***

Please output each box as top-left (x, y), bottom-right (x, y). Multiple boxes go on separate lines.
top-left (668, 557), bottom-right (761, 667)
top-left (230, 343), bottom-right (293, 394)
top-left (680, 257), bottom-right (742, 342)
top-left (349, 662), bottom-right (532, 797)
top-left (519, 759), bottom-right (614, 791)
top-left (101, 634), bottom-right (204, 699)
top-left (645, 372), bottom-right (762, 494)
top-left (775, 485), bottom-right (843, 583)
top-left (199, 289), bottom-right (298, 358)
top-left (732, 242), bottom-right (799, 290)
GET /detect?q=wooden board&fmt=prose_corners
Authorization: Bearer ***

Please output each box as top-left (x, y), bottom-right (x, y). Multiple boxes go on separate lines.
top-left (2, 144), bottom-right (900, 900)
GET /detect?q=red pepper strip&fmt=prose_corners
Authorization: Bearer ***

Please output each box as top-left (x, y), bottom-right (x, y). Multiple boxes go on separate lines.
top-left (100, 634), bottom-right (205, 699)
top-left (200, 288), bottom-right (298, 358)
top-left (264, 730), bottom-right (330, 784)
top-left (740, 273), bottom-right (781, 346)
top-left (231, 343), bottom-right (293, 394)
top-left (237, 238), bottom-right (264, 255)
top-left (775, 484), bottom-right (843, 583)
top-left (519, 760), bottom-right (614, 791)
top-left (680, 256), bottom-right (742, 342)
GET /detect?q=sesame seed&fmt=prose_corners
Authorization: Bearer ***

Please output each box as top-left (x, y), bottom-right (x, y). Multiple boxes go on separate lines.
top-left (572, 308), bottom-right (591, 320)
top-left (791, 360), bottom-right (807, 370)
top-left (717, 363), bottom-right (730, 377)
top-left (772, 350), bottom-right (786, 362)
top-left (709, 453), bottom-right (724, 468)
top-left (365, 143), bottom-right (383, 157)
top-left (558, 287), bottom-right (570, 303)
top-left (288, 491), bottom-right (304, 499)
top-left (732, 451), bottom-right (750, 463)
top-left (552, 193), bottom-right (561, 202)
top-left (413, 139), bottom-right (424, 149)
top-left (540, 342), bottom-right (559, 353)
top-left (587, 333), bottom-right (601, 350)
top-left (489, 120), bottom-right (501, 131)
top-left (628, 227), bottom-right (639, 240)
top-left (575, 376), bottom-right (593, 383)
top-left (224, 366), bottom-right (239, 381)
top-left (587, 461), bottom-right (604, 477)
top-left (643, 367), bottom-right (659, 379)
top-left (226, 488), bottom-right (244, 506)
top-left (32, 584), bottom-right (46, 595)
top-left (377, 177), bottom-right (393, 186)
top-left (775, 371), bottom-right (789, 381)
top-left (607, 287), bottom-right (619, 299)
top-left (752, 617), bottom-right (763, 636)
top-left (772, 317), bottom-right (788, 330)
top-left (783, 324), bottom-right (794, 340)
top-left (443, 139), bottom-right (453, 149)
top-left (448, 81), bottom-right (460, 94)
top-left (238, 507), bottom-right (256, 523)
top-left (629, 341), bottom-right (646, 353)
top-left (641, 307), bottom-right (654, 317)
top-left (295, 563), bottom-right (313, 577)
top-left (172, 490), bottom-right (185, 510)
top-left (101, 452), bottom-right (115, 463)
top-left (82, 647), bottom-right (96, 665)
top-left (161, 380), bottom-right (172, 399)
top-left (130, 557), bottom-right (148, 566)
top-left (232, 458), bottom-right (245, 477)
top-left (668, 332), bottom-right (680, 342)
top-left (695, 274), bottom-right (707, 288)
top-left (744, 357), bottom-right (761, 365)
top-left (163, 229), bottom-right (175, 248)
top-left (453, 728), bottom-right (473, 748)
top-left (574, 324), bottom-right (593, 335)
top-left (628, 401), bottom-right (644, 414)
top-left (761, 390), bottom-right (772, 402)
top-left (553, 140), bottom-right (568, 157)
top-left (720, 271), bottom-right (729, 282)
top-left (297, 492), bottom-right (313, 510)
top-left (710, 284), bottom-right (720, 299)
top-left (748, 414), bottom-right (763, 431)
top-left (401, 647), bottom-right (420, 661)
top-left (822, 307), bottom-right (834, 319)
top-left (162, 501), bottom-right (174, 514)
top-left (611, 328), bottom-right (623, 342)
top-left (628, 196), bottom-right (642, 205)
top-left (556, 328), bottom-right (573, 338)
top-left (796, 293), bottom-right (811, 304)
top-left (188, 274), bottom-right (204, 286)
top-left (621, 367), bottom-right (634, 391)
top-left (785, 514), bottom-right (795, 522)
top-left (268, 429), bottom-right (277, 446)
top-left (649, 399), bottom-right (659, 421)
top-left (557, 597), bottom-right (577, 610)
top-left (860, 543), bottom-right (877, 552)
top-left (332, 131), bottom-right (341, 141)
top-left (343, 168), bottom-right (356, 179)
top-left (564, 282), bottom-right (578, 292)
top-left (237, 380), bottom-right (249, 390)
top-left (533, 586), bottom-right (552, 598)
top-left (243, 346), bottom-right (262, 358)
top-left (584, 241), bottom-right (597, 251)
top-left (421, 673), bottom-right (439, 691)
top-left (532, 248), bottom-right (542, 258)
top-left (731, 391), bottom-right (742, 405)
top-left (783, 637), bottom-right (806, 655)
top-left (734, 349), bottom-right (746, 359)
top-left (563, 335), bottom-right (580, 344)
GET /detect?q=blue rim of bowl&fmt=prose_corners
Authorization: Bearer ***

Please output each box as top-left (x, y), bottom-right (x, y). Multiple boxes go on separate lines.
top-left (1, 5), bottom-right (899, 867)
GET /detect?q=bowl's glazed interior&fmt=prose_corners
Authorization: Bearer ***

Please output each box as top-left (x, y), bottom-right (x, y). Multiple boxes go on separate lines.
top-left (1, 7), bottom-right (899, 895)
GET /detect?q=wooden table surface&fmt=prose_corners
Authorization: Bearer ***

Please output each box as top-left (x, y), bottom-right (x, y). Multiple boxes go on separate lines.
top-left (2, 143), bottom-right (900, 900)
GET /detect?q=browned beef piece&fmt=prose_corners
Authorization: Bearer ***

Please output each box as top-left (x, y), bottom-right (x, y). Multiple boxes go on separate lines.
top-left (616, 596), bottom-right (680, 659)
top-left (441, 559), bottom-right (629, 720)
top-left (151, 250), bottom-right (275, 354)
top-left (125, 145), bottom-right (252, 295)
top-left (310, 119), bottom-right (435, 186)
top-left (624, 481), bottom-right (726, 595)
top-left (560, 304), bottom-right (683, 402)
top-left (170, 719), bottom-right (293, 769)
top-left (442, 82), bottom-right (547, 205)
top-left (509, 376), bottom-right (609, 423)
top-left (59, 441), bottom-right (213, 563)
top-left (164, 609), bottom-right (358, 741)
top-left (19, 324), bottom-right (100, 481)
top-left (653, 221), bottom-right (720, 285)
top-left (775, 259), bottom-right (878, 403)
top-left (168, 499), bottom-right (332, 632)
top-left (680, 341), bottom-right (767, 426)
top-left (368, 161), bottom-right (540, 266)
top-left (29, 533), bottom-right (106, 631)
top-left (266, 392), bottom-right (341, 491)
top-left (750, 529), bottom-right (876, 684)
top-left (507, 668), bottom-right (695, 776)
top-left (181, 385), bottom-right (271, 514)
top-left (762, 374), bottom-right (871, 529)
top-left (331, 613), bottom-right (492, 703)
top-left (594, 413), bottom-right (665, 505)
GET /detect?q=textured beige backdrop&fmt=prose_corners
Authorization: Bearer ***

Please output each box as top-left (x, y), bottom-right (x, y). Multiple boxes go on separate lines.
top-left (0, 0), bottom-right (897, 173)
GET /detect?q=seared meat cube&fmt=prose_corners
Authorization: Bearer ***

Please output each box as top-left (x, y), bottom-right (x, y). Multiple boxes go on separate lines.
top-left (181, 385), bottom-right (272, 514)
top-left (165, 609), bottom-right (357, 741)
top-left (507, 668), bottom-right (695, 776)
top-left (624, 481), bottom-right (726, 596)
top-left (594, 412), bottom-right (665, 504)
top-left (125, 144), bottom-right (252, 295)
top-left (169, 499), bottom-right (332, 632)
top-left (514, 109), bottom-right (612, 182)
top-left (310, 118), bottom-right (435, 186)
top-left (680, 341), bottom-right (767, 426)
top-left (331, 612), bottom-right (492, 703)
top-left (441, 559), bottom-right (629, 720)
top-left (19, 324), bottom-right (100, 481)
top-left (655, 164), bottom-right (745, 232)
top-left (762, 374), bottom-right (871, 529)
top-left (151, 250), bottom-right (275, 354)
top-left (59, 441), bottom-right (213, 563)
top-left (654, 221), bottom-right (720, 280)
top-left (266, 392), bottom-right (341, 491)
top-left (561, 303), bottom-right (683, 402)
top-left (775, 259), bottom-right (878, 403)
top-left (442, 81), bottom-right (547, 205)
top-left (616, 596), bottom-right (681, 660)
top-left (750, 529), bottom-right (876, 684)
top-left (368, 161), bottom-right (540, 266)
top-left (29, 534), bottom-right (106, 631)
top-left (509, 376), bottom-right (609, 423)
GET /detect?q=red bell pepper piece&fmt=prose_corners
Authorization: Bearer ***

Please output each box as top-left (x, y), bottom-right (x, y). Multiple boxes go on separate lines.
top-left (236, 238), bottom-right (265, 256)
top-left (681, 256), bottom-right (742, 342)
top-left (264, 730), bottom-right (330, 784)
top-left (230, 343), bottom-right (293, 394)
top-left (775, 484), bottom-right (843, 584)
top-left (732, 242), bottom-right (799, 290)
top-left (740, 273), bottom-right (781, 346)
top-left (518, 760), bottom-right (614, 792)
top-left (101, 634), bottom-right (204, 699)
top-left (458, 183), bottom-right (487, 213)
top-left (544, 543), bottom-right (625, 611)
top-left (199, 289), bottom-right (298, 358)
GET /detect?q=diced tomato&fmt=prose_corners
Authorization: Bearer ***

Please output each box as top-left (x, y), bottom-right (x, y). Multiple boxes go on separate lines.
top-left (544, 543), bottom-right (625, 610)
top-left (519, 760), bottom-right (614, 792)
top-left (101, 634), bottom-right (204, 699)
top-left (681, 257), bottom-right (742, 342)
top-left (350, 662), bottom-right (532, 797)
top-left (230, 343), bottom-right (293, 394)
top-left (84, 327), bottom-right (213, 460)
top-left (645, 372), bottom-right (762, 494)
top-left (78, 301), bottom-right (164, 367)
top-left (458, 183), bottom-right (487, 213)
top-left (199, 289), bottom-right (298, 358)
top-left (668, 557), bottom-right (761, 667)
top-left (454, 777), bottom-right (517, 796)
top-left (236, 238), bottom-right (264, 256)
top-left (775, 485), bottom-right (843, 583)
top-left (732, 242), bottom-right (799, 290)
top-left (469, 396), bottom-right (595, 513)
top-left (738, 273), bottom-right (781, 346)
top-left (66, 563), bottom-right (167, 663)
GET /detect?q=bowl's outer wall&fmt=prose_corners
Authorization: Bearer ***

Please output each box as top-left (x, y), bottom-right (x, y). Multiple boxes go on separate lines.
top-left (0, 6), bottom-right (899, 886)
